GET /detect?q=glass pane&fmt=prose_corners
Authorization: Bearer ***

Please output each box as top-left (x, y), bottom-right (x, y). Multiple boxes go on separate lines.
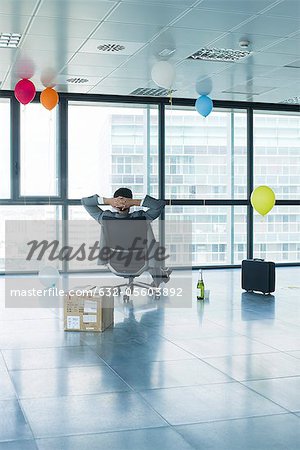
top-left (0, 99), bottom-right (11, 198)
top-left (68, 102), bottom-right (158, 199)
top-left (0, 205), bottom-right (62, 272)
top-left (254, 111), bottom-right (300, 199)
top-left (165, 107), bottom-right (247, 199)
top-left (20, 104), bottom-right (58, 196)
top-left (166, 206), bottom-right (247, 265)
top-left (254, 206), bottom-right (300, 262)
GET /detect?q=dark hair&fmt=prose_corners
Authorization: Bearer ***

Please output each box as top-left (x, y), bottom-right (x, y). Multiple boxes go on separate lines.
top-left (113, 187), bottom-right (133, 199)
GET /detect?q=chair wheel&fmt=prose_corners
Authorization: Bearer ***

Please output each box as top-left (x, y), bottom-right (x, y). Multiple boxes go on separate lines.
top-left (123, 294), bottom-right (130, 302)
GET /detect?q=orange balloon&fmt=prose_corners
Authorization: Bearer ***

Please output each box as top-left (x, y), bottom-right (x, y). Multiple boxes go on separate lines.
top-left (40, 87), bottom-right (59, 110)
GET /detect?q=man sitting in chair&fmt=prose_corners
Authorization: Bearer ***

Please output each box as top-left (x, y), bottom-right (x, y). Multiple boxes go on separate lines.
top-left (81, 188), bottom-right (172, 286)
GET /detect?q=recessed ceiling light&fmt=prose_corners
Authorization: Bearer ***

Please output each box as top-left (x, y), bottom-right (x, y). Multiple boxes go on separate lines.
top-left (0, 32), bottom-right (21, 48)
top-left (187, 47), bottom-right (251, 62)
top-left (66, 77), bottom-right (89, 84)
top-left (282, 96), bottom-right (300, 104)
top-left (130, 87), bottom-right (177, 97)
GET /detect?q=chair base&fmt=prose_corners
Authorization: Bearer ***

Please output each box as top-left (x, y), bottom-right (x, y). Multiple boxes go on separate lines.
top-left (114, 277), bottom-right (160, 302)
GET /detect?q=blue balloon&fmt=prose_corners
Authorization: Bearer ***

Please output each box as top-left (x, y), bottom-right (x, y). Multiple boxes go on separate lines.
top-left (195, 95), bottom-right (213, 117)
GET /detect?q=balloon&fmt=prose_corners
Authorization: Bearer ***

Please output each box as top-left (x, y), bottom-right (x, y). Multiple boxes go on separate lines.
top-left (195, 95), bottom-right (213, 117)
top-left (14, 79), bottom-right (36, 105)
top-left (196, 77), bottom-right (212, 96)
top-left (151, 61), bottom-right (175, 89)
top-left (40, 87), bottom-right (59, 110)
top-left (251, 186), bottom-right (276, 216)
top-left (38, 266), bottom-right (60, 288)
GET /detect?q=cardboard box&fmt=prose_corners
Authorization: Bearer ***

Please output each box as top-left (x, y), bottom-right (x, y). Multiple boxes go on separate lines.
top-left (64, 287), bottom-right (114, 332)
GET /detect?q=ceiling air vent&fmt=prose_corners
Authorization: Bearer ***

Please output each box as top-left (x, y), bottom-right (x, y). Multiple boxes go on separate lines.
top-left (130, 87), bottom-right (177, 97)
top-left (66, 77), bottom-right (89, 84)
top-left (187, 47), bottom-right (251, 62)
top-left (282, 96), bottom-right (300, 104)
top-left (0, 32), bottom-right (21, 48)
top-left (97, 43), bottom-right (125, 52)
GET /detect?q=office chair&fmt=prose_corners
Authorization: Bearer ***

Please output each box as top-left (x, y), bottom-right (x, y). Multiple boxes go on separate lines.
top-left (101, 216), bottom-right (160, 302)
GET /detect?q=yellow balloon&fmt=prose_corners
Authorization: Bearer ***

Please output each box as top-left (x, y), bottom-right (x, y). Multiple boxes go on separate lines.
top-left (251, 186), bottom-right (275, 216)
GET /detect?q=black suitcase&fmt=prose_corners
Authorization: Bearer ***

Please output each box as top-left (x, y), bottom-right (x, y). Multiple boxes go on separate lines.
top-left (242, 259), bottom-right (275, 294)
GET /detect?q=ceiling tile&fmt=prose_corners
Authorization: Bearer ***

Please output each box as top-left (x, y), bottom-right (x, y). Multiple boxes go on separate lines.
top-left (266, 66), bottom-right (300, 80)
top-left (107, 3), bottom-right (186, 26)
top-left (61, 64), bottom-right (115, 77)
top-left (174, 9), bottom-right (252, 31)
top-left (20, 34), bottom-right (85, 53)
top-left (152, 27), bottom-right (223, 48)
top-left (234, 14), bottom-right (300, 37)
top-left (69, 51), bottom-right (129, 68)
top-left (28, 16), bottom-right (99, 38)
top-left (266, 35), bottom-right (300, 55)
top-left (236, 51), bottom-right (298, 67)
top-left (0, 0), bottom-right (38, 15)
top-left (120, 0), bottom-right (196, 5)
top-left (211, 32), bottom-right (282, 53)
top-left (0, 48), bottom-right (18, 66)
top-left (266, 0), bottom-right (300, 18)
top-left (195, 0), bottom-right (278, 14)
top-left (56, 83), bottom-right (94, 93)
top-left (92, 21), bottom-right (161, 43)
top-left (223, 82), bottom-right (275, 95)
top-left (12, 49), bottom-right (74, 76)
top-left (37, 0), bottom-right (116, 21)
top-left (0, 14), bottom-right (31, 34)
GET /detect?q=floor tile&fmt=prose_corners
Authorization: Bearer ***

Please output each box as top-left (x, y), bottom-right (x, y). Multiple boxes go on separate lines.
top-left (112, 358), bottom-right (233, 390)
top-left (203, 352), bottom-right (300, 381)
top-left (287, 351), bottom-right (300, 359)
top-left (173, 336), bottom-right (275, 358)
top-left (157, 322), bottom-right (235, 340)
top-left (21, 392), bottom-right (166, 437)
top-left (2, 346), bottom-right (103, 370)
top-left (36, 427), bottom-right (194, 450)
top-left (176, 414), bottom-right (300, 450)
top-left (252, 334), bottom-right (300, 352)
top-left (140, 383), bottom-right (285, 425)
top-left (243, 377), bottom-right (300, 411)
top-left (0, 369), bottom-right (16, 400)
top-left (0, 441), bottom-right (38, 450)
top-left (10, 365), bottom-right (129, 399)
top-left (92, 338), bottom-right (194, 365)
top-left (0, 331), bottom-right (84, 350)
top-left (0, 319), bottom-right (63, 334)
top-left (0, 399), bottom-right (33, 441)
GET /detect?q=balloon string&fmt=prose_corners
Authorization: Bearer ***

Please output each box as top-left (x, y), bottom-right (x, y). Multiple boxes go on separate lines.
top-left (168, 89), bottom-right (173, 107)
top-left (23, 105), bottom-right (26, 206)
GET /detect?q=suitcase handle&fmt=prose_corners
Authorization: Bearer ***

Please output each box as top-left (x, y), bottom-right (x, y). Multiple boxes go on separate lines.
top-left (253, 258), bottom-right (264, 261)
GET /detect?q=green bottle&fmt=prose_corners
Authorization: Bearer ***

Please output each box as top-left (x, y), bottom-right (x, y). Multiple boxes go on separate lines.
top-left (197, 269), bottom-right (205, 300)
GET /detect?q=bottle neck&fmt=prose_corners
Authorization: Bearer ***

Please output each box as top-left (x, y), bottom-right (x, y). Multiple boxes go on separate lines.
top-left (198, 270), bottom-right (203, 281)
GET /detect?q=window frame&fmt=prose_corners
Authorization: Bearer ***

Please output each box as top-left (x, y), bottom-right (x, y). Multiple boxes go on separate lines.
top-left (0, 89), bottom-right (300, 273)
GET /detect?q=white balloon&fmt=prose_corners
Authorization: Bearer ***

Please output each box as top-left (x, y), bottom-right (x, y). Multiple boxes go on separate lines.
top-left (38, 266), bottom-right (60, 288)
top-left (151, 61), bottom-right (175, 89)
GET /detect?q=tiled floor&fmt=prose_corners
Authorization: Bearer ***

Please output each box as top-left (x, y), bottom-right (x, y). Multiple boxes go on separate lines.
top-left (0, 268), bottom-right (300, 449)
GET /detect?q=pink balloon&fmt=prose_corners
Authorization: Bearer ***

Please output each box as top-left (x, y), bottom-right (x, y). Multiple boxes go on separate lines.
top-left (14, 79), bottom-right (36, 105)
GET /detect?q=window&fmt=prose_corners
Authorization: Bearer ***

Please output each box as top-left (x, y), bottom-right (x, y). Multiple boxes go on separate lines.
top-left (20, 104), bottom-right (58, 196)
top-left (0, 205), bottom-right (62, 272)
top-left (254, 206), bottom-right (300, 262)
top-left (166, 206), bottom-right (247, 265)
top-left (165, 107), bottom-right (247, 199)
top-left (0, 99), bottom-right (11, 198)
top-left (254, 111), bottom-right (300, 199)
top-left (68, 102), bottom-right (158, 199)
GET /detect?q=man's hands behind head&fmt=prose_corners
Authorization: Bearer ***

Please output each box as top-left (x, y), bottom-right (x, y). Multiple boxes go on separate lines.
top-left (110, 196), bottom-right (133, 210)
